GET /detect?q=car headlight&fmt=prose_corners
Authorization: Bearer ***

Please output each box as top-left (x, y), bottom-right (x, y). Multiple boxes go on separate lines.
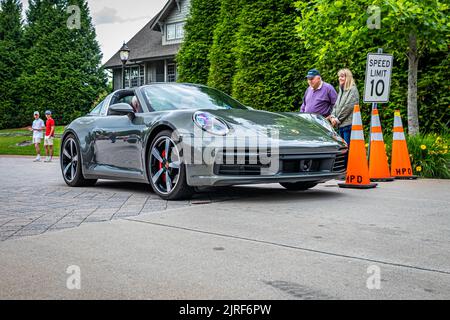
top-left (193, 111), bottom-right (229, 136)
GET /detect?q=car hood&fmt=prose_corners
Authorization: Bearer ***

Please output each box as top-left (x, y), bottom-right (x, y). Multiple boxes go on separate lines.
top-left (202, 109), bottom-right (341, 144)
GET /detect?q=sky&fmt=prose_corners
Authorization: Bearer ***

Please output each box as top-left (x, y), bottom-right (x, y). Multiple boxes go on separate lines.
top-left (20, 0), bottom-right (168, 64)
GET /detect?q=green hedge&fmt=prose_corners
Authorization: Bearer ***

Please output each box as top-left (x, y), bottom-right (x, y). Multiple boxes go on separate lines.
top-left (176, 0), bottom-right (221, 84)
top-left (231, 0), bottom-right (305, 112)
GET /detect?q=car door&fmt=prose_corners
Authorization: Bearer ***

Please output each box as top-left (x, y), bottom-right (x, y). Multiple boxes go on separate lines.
top-left (93, 97), bottom-right (146, 177)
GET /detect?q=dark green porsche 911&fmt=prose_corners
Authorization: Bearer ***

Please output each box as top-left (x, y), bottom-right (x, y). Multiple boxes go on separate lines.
top-left (60, 83), bottom-right (347, 200)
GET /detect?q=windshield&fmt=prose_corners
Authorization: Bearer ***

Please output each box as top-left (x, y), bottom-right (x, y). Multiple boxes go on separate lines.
top-left (141, 84), bottom-right (248, 111)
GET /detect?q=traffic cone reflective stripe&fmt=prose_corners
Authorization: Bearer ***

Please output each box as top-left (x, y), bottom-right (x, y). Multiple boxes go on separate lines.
top-left (368, 109), bottom-right (394, 182)
top-left (393, 111), bottom-right (403, 127)
top-left (350, 130), bottom-right (365, 140)
top-left (390, 110), bottom-right (417, 179)
top-left (338, 105), bottom-right (377, 189)
top-left (393, 131), bottom-right (406, 140)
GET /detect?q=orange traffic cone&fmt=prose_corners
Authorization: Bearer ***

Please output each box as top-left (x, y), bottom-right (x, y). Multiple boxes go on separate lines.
top-left (390, 110), bottom-right (417, 179)
top-left (369, 109), bottom-right (394, 182)
top-left (339, 105), bottom-right (377, 189)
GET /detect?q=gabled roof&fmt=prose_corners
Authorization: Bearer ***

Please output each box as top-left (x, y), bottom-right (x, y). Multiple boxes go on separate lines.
top-left (150, 0), bottom-right (181, 32)
top-left (103, 14), bottom-right (180, 69)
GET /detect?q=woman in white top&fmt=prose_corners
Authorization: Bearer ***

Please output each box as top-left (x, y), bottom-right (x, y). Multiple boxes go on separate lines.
top-left (29, 111), bottom-right (45, 162)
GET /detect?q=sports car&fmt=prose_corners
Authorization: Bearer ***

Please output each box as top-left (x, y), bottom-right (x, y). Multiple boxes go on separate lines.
top-left (60, 83), bottom-right (347, 200)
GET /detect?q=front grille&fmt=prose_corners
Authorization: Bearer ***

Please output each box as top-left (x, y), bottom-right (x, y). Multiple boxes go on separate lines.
top-left (216, 164), bottom-right (262, 176)
top-left (214, 148), bottom-right (270, 176)
top-left (215, 148), bottom-right (347, 176)
top-left (332, 149), bottom-right (348, 172)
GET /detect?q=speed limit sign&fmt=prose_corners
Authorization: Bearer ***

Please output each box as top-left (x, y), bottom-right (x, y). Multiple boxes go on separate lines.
top-left (364, 53), bottom-right (393, 103)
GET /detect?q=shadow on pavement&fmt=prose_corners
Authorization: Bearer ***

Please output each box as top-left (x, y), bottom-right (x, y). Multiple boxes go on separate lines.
top-left (92, 180), bottom-right (344, 202)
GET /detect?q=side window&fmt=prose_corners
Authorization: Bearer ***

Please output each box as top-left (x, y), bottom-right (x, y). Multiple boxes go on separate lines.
top-left (89, 100), bottom-right (104, 116)
top-left (118, 96), bottom-right (133, 105)
top-left (100, 94), bottom-right (112, 116)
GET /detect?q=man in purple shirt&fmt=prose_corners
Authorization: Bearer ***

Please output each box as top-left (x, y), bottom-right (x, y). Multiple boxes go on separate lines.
top-left (300, 69), bottom-right (338, 117)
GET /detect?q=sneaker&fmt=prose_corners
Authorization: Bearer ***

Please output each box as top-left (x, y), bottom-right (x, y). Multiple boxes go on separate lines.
top-left (44, 157), bottom-right (50, 162)
top-left (33, 156), bottom-right (41, 162)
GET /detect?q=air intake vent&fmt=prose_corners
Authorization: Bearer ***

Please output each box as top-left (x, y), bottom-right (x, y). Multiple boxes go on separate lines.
top-left (333, 151), bottom-right (347, 172)
top-left (216, 164), bottom-right (262, 176)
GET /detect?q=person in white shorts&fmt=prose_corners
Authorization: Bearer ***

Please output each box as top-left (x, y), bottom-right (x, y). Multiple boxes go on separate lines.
top-left (29, 111), bottom-right (45, 162)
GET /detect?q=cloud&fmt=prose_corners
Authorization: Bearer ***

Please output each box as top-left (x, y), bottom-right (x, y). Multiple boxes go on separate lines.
top-left (93, 6), bottom-right (150, 26)
top-left (93, 7), bottom-right (127, 25)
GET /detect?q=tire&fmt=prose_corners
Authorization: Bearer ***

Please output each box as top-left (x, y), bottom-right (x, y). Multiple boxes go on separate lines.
top-left (61, 134), bottom-right (97, 187)
top-left (280, 181), bottom-right (318, 191)
top-left (147, 130), bottom-right (193, 200)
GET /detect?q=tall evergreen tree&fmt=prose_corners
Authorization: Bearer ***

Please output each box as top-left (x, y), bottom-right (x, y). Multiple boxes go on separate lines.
top-left (0, 0), bottom-right (23, 129)
top-left (18, 0), bottom-right (106, 126)
top-left (176, 0), bottom-right (220, 84)
top-left (231, 0), bottom-right (306, 112)
top-left (59, 0), bottom-right (107, 122)
top-left (207, 0), bottom-right (241, 94)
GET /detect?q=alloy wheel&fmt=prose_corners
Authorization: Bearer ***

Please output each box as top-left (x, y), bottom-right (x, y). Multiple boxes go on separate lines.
top-left (150, 136), bottom-right (181, 195)
top-left (62, 138), bottom-right (79, 183)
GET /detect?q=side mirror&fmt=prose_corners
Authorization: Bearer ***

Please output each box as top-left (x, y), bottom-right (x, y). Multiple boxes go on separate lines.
top-left (109, 103), bottom-right (135, 119)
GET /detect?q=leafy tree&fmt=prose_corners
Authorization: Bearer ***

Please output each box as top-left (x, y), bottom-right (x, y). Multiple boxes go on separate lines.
top-left (176, 0), bottom-right (221, 84)
top-left (231, 0), bottom-right (306, 112)
top-left (207, 0), bottom-right (241, 94)
top-left (0, 0), bottom-right (24, 129)
top-left (295, 0), bottom-right (450, 135)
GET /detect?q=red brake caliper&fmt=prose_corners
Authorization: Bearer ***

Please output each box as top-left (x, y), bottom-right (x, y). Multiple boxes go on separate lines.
top-left (161, 150), bottom-right (166, 182)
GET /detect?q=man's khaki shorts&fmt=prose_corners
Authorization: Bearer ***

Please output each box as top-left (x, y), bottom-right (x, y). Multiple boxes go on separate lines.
top-left (44, 136), bottom-right (54, 146)
top-left (33, 137), bottom-right (42, 144)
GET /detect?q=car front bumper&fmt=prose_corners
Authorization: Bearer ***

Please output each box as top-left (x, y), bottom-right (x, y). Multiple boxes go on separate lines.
top-left (184, 144), bottom-right (347, 187)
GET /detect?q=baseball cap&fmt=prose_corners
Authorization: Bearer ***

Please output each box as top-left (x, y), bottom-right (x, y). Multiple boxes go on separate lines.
top-left (34, 111), bottom-right (39, 116)
top-left (306, 69), bottom-right (321, 79)
top-left (45, 110), bottom-right (52, 115)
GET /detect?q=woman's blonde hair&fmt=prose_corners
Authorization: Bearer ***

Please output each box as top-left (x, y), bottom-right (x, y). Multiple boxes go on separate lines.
top-left (338, 68), bottom-right (355, 91)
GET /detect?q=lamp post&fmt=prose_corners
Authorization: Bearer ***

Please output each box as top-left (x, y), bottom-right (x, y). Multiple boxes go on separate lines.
top-left (119, 42), bottom-right (130, 89)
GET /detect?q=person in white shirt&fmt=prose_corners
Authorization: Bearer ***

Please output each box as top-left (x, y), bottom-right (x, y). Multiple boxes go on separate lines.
top-left (29, 111), bottom-right (45, 162)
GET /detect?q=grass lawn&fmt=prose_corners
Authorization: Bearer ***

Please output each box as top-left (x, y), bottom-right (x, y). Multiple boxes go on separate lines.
top-left (0, 126), bottom-right (64, 156)
top-left (0, 126), bottom-right (65, 135)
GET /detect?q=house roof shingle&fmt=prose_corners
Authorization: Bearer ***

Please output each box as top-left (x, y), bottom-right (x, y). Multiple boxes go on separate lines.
top-left (103, 15), bottom-right (180, 69)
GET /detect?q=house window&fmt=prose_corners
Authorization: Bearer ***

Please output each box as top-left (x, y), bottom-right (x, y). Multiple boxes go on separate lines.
top-left (167, 24), bottom-right (176, 41)
top-left (166, 22), bottom-right (185, 41)
top-left (130, 66), bottom-right (139, 87)
top-left (176, 22), bottom-right (185, 39)
top-left (124, 65), bottom-right (145, 88)
top-left (167, 63), bottom-right (176, 82)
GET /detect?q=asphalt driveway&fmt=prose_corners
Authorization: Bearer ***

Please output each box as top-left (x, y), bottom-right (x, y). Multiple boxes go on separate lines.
top-left (0, 156), bottom-right (449, 299)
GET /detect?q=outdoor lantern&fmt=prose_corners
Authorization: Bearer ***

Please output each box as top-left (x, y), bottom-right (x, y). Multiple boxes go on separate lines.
top-left (120, 42), bottom-right (130, 89)
top-left (119, 42), bottom-right (130, 63)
